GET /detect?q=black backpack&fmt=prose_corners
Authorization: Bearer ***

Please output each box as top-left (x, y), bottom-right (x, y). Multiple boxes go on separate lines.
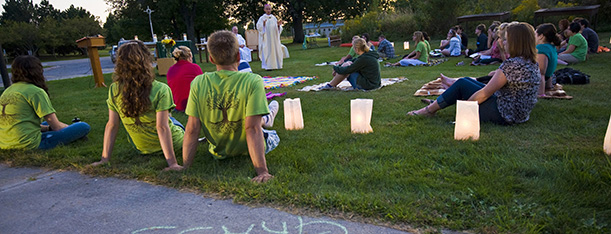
top-left (554, 68), bottom-right (590, 84)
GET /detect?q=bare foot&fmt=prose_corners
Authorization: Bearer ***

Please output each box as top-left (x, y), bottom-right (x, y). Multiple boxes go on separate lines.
top-left (163, 164), bottom-right (184, 171)
top-left (439, 73), bottom-right (457, 89)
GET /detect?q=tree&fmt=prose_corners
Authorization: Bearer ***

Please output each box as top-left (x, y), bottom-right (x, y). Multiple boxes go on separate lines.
top-left (0, 0), bottom-right (35, 24)
top-left (34, 0), bottom-right (60, 23)
top-left (228, 0), bottom-right (372, 44)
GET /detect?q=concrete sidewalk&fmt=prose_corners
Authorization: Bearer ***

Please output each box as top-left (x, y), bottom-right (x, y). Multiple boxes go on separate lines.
top-left (0, 164), bottom-right (411, 234)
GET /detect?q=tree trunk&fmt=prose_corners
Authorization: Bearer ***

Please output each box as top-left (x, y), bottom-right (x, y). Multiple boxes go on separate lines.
top-left (287, 1), bottom-right (304, 44)
top-left (179, 2), bottom-right (198, 55)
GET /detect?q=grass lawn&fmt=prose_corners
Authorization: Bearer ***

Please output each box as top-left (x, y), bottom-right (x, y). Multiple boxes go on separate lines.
top-left (2, 34), bottom-right (611, 233)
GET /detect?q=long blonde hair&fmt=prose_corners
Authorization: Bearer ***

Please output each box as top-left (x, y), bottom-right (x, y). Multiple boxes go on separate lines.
top-left (352, 38), bottom-right (370, 53)
top-left (113, 40), bottom-right (155, 118)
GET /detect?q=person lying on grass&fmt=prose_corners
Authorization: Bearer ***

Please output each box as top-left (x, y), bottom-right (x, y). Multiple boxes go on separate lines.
top-left (181, 30), bottom-right (280, 183)
top-left (387, 31), bottom-right (429, 66)
top-left (408, 22), bottom-right (540, 125)
top-left (0, 55), bottom-right (90, 150)
top-left (321, 38), bottom-right (381, 91)
top-left (91, 40), bottom-right (184, 171)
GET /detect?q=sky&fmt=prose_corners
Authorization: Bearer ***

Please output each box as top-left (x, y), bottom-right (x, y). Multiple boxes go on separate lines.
top-left (0, 0), bottom-right (111, 23)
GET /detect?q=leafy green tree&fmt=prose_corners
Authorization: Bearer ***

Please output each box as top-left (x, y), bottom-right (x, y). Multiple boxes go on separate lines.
top-left (0, 0), bottom-right (35, 23)
top-left (34, 0), bottom-right (61, 23)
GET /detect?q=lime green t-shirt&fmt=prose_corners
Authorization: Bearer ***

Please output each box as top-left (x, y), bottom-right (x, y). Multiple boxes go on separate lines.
top-left (348, 47), bottom-right (358, 59)
top-left (107, 81), bottom-right (184, 154)
top-left (569, 33), bottom-right (587, 62)
top-left (415, 41), bottom-right (429, 63)
top-left (185, 70), bottom-right (269, 159)
top-left (0, 82), bottom-right (55, 150)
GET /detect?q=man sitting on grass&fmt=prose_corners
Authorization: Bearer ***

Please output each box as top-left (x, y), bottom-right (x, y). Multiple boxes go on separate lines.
top-left (182, 30), bottom-right (279, 183)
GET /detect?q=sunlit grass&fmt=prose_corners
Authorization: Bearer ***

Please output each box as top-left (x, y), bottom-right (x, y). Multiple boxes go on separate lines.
top-left (2, 33), bottom-right (611, 233)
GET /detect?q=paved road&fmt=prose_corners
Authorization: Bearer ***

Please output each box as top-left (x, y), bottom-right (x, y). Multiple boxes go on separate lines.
top-left (0, 164), bottom-right (411, 234)
top-left (1, 57), bottom-right (114, 87)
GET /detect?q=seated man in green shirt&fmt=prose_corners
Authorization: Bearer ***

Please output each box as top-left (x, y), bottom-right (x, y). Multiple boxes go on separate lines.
top-left (182, 30), bottom-right (280, 183)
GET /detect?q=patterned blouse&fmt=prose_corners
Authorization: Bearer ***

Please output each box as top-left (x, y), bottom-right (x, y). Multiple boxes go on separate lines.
top-left (495, 57), bottom-right (540, 124)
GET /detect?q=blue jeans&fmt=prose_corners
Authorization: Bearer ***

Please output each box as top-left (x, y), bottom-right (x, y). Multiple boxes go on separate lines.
top-left (436, 78), bottom-right (506, 124)
top-left (39, 122), bottom-right (91, 150)
top-left (347, 72), bottom-right (363, 90)
top-left (170, 116), bottom-right (185, 130)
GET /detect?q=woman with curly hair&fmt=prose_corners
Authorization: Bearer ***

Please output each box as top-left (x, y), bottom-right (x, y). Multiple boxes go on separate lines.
top-left (91, 40), bottom-right (184, 171)
top-left (0, 55), bottom-right (90, 150)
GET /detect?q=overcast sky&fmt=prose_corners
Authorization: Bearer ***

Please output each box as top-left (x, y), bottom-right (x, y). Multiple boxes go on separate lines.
top-left (0, 0), bottom-right (111, 23)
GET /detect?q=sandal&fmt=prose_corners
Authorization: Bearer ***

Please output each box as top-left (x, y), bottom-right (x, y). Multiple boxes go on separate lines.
top-left (407, 106), bottom-right (435, 117)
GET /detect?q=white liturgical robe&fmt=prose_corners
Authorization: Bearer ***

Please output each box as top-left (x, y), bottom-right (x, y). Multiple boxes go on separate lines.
top-left (256, 13), bottom-right (284, 70)
top-left (236, 33), bottom-right (252, 62)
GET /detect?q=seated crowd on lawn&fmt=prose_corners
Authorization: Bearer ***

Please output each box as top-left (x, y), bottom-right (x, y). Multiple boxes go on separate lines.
top-left (0, 16), bottom-right (603, 183)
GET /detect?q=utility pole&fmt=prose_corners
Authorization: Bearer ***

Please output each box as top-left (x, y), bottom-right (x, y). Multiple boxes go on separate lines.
top-left (144, 6), bottom-right (155, 40)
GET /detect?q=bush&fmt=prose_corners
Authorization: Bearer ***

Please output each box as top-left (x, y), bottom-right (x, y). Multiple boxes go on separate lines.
top-left (342, 11), bottom-right (418, 43)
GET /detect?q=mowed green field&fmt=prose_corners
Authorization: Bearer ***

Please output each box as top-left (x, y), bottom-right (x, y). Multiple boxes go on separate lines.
top-left (2, 33), bottom-right (611, 233)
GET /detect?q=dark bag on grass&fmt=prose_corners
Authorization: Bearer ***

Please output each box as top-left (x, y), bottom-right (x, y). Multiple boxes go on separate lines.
top-left (554, 68), bottom-right (590, 84)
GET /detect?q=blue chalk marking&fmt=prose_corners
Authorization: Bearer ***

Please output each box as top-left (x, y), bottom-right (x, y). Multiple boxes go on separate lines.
top-left (131, 226), bottom-right (177, 234)
top-left (178, 226), bottom-right (213, 234)
top-left (222, 224), bottom-right (255, 234)
top-left (295, 216), bottom-right (348, 234)
top-left (261, 221), bottom-right (288, 234)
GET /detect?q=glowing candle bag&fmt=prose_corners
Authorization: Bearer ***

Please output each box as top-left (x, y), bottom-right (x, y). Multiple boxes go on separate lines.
top-left (604, 115), bottom-right (611, 155)
top-left (454, 100), bottom-right (480, 140)
top-left (283, 98), bottom-right (304, 130)
top-left (403, 41), bottom-right (409, 50)
top-left (351, 99), bottom-right (373, 134)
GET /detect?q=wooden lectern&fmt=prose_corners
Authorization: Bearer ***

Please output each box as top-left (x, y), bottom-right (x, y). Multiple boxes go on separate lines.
top-left (76, 36), bottom-right (106, 88)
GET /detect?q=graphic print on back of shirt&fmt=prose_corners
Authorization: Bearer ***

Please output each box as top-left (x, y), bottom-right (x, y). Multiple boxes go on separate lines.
top-left (0, 93), bottom-right (19, 124)
top-left (206, 90), bottom-right (242, 133)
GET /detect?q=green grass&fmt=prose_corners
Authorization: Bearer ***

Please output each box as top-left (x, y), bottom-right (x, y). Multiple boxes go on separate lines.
top-left (2, 33), bottom-right (611, 234)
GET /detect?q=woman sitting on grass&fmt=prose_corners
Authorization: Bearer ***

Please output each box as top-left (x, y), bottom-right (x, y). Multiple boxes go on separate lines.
top-left (0, 56), bottom-right (90, 150)
top-left (321, 38), bottom-right (381, 91)
top-left (407, 22), bottom-right (540, 125)
top-left (387, 31), bottom-right (429, 66)
top-left (557, 22), bottom-right (587, 65)
top-left (471, 23), bottom-right (508, 66)
top-left (535, 23), bottom-right (561, 96)
top-left (166, 46), bottom-right (202, 112)
top-left (441, 28), bottom-right (462, 57)
top-left (91, 41), bottom-right (184, 171)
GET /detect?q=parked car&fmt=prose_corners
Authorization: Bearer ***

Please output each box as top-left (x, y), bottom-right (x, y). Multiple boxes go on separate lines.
top-left (110, 40), bottom-right (157, 63)
top-left (110, 45), bottom-right (118, 63)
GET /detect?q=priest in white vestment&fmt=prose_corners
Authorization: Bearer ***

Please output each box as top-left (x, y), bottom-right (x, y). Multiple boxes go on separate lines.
top-left (256, 4), bottom-right (284, 70)
top-left (232, 26), bottom-right (252, 62)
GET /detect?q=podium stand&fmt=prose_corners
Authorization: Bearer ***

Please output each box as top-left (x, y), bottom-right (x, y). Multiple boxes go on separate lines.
top-left (76, 36), bottom-right (106, 88)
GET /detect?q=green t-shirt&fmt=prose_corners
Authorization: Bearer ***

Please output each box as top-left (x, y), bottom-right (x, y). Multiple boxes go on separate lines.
top-left (0, 82), bottom-right (55, 150)
top-left (185, 70), bottom-right (269, 159)
top-left (107, 81), bottom-right (184, 154)
top-left (569, 33), bottom-right (587, 62)
top-left (348, 47), bottom-right (358, 59)
top-left (415, 41), bottom-right (429, 63)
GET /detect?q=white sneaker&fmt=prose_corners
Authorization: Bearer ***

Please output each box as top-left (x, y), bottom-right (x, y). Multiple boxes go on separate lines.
top-left (263, 100), bottom-right (279, 128)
